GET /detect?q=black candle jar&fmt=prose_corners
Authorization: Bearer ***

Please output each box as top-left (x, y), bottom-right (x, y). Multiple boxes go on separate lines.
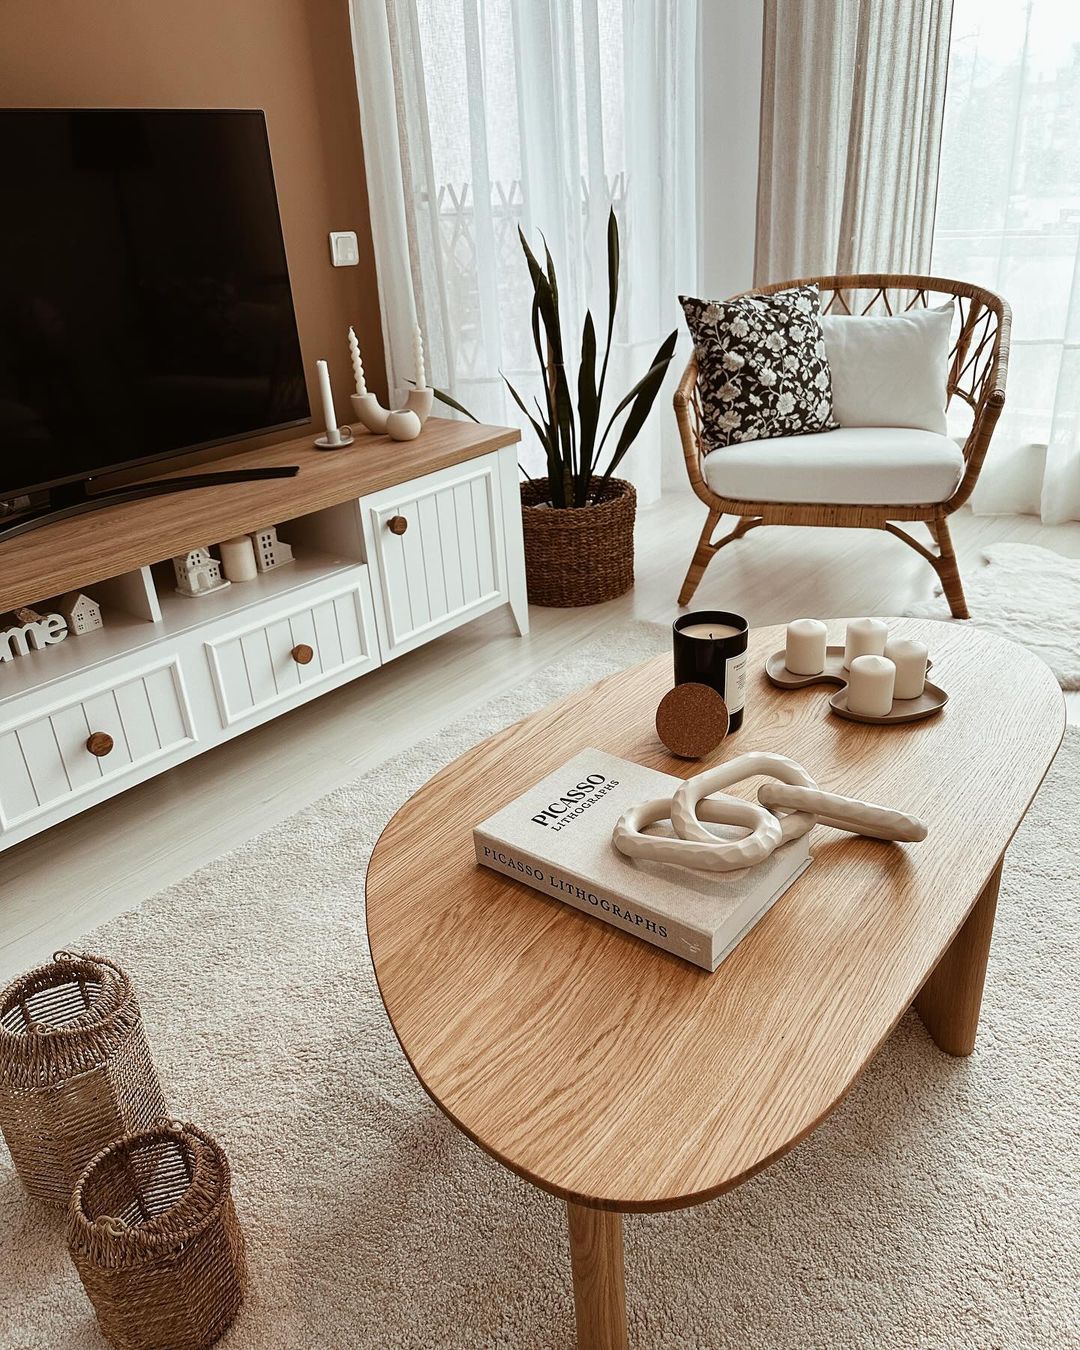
top-left (672, 611), bottom-right (749, 733)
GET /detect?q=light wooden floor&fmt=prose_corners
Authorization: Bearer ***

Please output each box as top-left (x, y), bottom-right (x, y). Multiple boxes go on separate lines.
top-left (2, 498), bottom-right (1077, 981)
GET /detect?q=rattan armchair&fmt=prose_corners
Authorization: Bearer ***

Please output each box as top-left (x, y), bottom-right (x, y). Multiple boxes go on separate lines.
top-left (674, 274), bottom-right (1011, 619)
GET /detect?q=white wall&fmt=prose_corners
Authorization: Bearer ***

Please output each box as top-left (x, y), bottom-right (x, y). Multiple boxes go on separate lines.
top-left (699, 0), bottom-right (763, 300)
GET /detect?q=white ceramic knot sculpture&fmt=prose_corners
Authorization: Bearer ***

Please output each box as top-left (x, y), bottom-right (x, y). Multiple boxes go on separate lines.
top-left (612, 751), bottom-right (927, 873)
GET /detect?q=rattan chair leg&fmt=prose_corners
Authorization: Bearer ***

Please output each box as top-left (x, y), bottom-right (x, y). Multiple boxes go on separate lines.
top-left (927, 515), bottom-right (943, 549)
top-left (932, 515), bottom-right (969, 619)
top-left (677, 505), bottom-right (723, 606)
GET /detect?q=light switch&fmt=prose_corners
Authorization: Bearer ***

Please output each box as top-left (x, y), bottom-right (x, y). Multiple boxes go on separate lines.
top-left (329, 231), bottom-right (359, 266)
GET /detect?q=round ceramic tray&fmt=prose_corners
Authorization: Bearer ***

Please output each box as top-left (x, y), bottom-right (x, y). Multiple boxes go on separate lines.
top-left (765, 646), bottom-right (947, 725)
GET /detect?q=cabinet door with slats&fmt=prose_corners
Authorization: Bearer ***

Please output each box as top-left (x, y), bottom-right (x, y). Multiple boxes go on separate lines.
top-left (204, 574), bottom-right (379, 728)
top-left (0, 659), bottom-right (195, 831)
top-left (366, 456), bottom-right (506, 659)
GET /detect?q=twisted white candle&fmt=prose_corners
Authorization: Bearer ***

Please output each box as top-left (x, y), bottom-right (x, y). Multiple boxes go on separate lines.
top-left (348, 326), bottom-right (366, 397)
top-left (413, 323), bottom-right (426, 390)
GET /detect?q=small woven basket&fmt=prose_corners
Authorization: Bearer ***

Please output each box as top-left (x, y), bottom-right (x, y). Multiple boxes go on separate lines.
top-left (0, 952), bottom-right (167, 1205)
top-left (520, 477), bottom-right (636, 606)
top-left (67, 1121), bottom-right (246, 1350)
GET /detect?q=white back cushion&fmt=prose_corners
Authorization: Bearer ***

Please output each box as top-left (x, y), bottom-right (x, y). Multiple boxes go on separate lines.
top-left (820, 303), bottom-right (953, 434)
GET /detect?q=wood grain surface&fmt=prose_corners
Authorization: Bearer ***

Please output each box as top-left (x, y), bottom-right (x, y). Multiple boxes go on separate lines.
top-left (370, 619), bottom-right (1065, 1212)
top-left (0, 419), bottom-right (518, 612)
top-left (567, 1203), bottom-right (628, 1350)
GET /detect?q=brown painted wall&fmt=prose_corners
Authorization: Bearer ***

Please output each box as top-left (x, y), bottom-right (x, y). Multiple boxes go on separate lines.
top-left (0, 0), bottom-right (385, 468)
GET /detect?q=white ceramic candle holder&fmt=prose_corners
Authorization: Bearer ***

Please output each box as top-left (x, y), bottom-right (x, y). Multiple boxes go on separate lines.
top-left (351, 393), bottom-right (390, 434)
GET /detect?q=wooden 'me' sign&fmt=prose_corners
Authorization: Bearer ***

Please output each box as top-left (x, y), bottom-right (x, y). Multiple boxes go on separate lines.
top-left (0, 612), bottom-right (67, 663)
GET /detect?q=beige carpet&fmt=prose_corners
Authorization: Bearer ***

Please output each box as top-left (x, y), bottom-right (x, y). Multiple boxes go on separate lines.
top-left (1, 621), bottom-right (1077, 1350)
top-left (907, 542), bottom-right (1080, 689)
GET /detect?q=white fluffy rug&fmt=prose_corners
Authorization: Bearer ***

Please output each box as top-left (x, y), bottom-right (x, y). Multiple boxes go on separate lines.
top-left (907, 542), bottom-right (1080, 689)
top-left (1, 621), bottom-right (1078, 1350)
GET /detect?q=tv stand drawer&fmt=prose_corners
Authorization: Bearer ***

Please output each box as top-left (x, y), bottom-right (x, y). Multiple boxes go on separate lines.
top-left (203, 571), bottom-right (379, 728)
top-left (0, 659), bottom-right (195, 830)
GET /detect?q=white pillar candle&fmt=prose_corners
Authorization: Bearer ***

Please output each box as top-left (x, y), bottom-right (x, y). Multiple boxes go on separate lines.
top-left (785, 618), bottom-right (827, 675)
top-left (847, 654), bottom-right (896, 717)
top-left (316, 359), bottom-right (341, 446)
top-left (218, 535), bottom-right (258, 583)
top-left (884, 637), bottom-right (929, 700)
top-left (843, 617), bottom-right (888, 670)
top-left (348, 326), bottom-right (366, 396)
top-left (678, 622), bottom-right (743, 639)
top-left (413, 323), bottom-right (426, 390)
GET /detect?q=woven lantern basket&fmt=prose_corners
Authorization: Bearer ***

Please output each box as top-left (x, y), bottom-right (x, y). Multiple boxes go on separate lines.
top-left (67, 1121), bottom-right (246, 1350)
top-left (0, 952), bottom-right (167, 1205)
top-left (520, 476), bottom-right (636, 607)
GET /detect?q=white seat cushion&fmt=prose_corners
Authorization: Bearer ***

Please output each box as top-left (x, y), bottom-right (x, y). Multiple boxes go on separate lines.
top-left (702, 427), bottom-right (965, 506)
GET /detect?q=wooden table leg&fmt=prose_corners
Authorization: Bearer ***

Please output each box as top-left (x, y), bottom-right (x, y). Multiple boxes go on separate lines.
top-left (914, 858), bottom-right (1003, 1056)
top-left (567, 1201), bottom-right (628, 1350)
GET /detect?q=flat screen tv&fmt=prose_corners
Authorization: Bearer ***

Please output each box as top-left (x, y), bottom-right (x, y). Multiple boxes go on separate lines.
top-left (0, 108), bottom-right (308, 536)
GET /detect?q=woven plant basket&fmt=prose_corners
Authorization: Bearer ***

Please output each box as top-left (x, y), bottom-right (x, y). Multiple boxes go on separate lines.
top-left (68, 1121), bottom-right (246, 1350)
top-left (0, 952), bottom-right (167, 1205)
top-left (520, 476), bottom-right (636, 607)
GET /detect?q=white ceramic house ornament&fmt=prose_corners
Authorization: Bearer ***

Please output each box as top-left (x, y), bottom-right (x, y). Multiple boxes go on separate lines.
top-left (249, 526), bottom-right (294, 572)
top-left (56, 591), bottom-right (103, 636)
top-left (172, 548), bottom-right (230, 599)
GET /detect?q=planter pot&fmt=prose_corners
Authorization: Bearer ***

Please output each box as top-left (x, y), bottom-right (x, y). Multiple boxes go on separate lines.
top-left (520, 477), bottom-right (636, 607)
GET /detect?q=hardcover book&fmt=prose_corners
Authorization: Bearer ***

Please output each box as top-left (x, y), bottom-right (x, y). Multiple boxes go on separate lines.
top-left (473, 748), bottom-right (811, 971)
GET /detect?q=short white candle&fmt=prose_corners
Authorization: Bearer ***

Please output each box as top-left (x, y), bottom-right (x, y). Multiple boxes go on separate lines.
top-left (884, 638), bottom-right (928, 700)
top-left (785, 618), bottom-right (827, 675)
top-left (843, 617), bottom-right (888, 670)
top-left (316, 359), bottom-right (341, 446)
top-left (847, 654), bottom-right (896, 717)
top-left (413, 323), bottom-right (426, 390)
top-left (679, 622), bottom-right (743, 639)
top-left (219, 535), bottom-right (257, 583)
top-left (348, 326), bottom-right (366, 396)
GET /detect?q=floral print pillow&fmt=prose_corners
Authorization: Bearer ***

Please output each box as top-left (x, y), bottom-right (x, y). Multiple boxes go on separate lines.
top-left (680, 286), bottom-right (837, 448)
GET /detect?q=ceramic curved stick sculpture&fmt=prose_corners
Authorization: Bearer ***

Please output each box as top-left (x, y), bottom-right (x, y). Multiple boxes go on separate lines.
top-left (611, 750), bottom-right (928, 873)
top-left (756, 781), bottom-right (928, 843)
top-left (613, 793), bottom-right (784, 873)
top-left (672, 752), bottom-right (819, 847)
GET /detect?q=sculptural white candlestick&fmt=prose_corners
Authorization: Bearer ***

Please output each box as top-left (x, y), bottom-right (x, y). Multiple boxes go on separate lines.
top-left (348, 326), bottom-right (366, 396)
top-left (413, 323), bottom-right (426, 390)
top-left (847, 654), bottom-right (896, 717)
top-left (785, 618), bottom-right (827, 675)
top-left (884, 637), bottom-right (929, 699)
top-left (843, 617), bottom-right (888, 669)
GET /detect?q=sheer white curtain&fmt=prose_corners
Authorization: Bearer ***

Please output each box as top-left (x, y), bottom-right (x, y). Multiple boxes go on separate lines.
top-left (349, 0), bottom-right (699, 503)
top-left (755, 0), bottom-right (954, 282)
top-left (933, 0), bottom-right (1080, 523)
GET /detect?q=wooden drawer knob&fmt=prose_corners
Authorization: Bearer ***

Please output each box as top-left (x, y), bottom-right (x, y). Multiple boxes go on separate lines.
top-left (291, 643), bottom-right (314, 666)
top-left (86, 732), bottom-right (114, 758)
top-left (387, 515), bottom-right (408, 535)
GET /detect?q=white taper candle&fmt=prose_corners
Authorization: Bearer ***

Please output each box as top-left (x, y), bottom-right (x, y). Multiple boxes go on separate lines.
top-left (348, 326), bottom-right (366, 396)
top-left (413, 323), bottom-right (426, 390)
top-left (316, 359), bottom-right (341, 446)
top-left (847, 654), bottom-right (896, 717)
top-left (843, 617), bottom-right (888, 670)
top-left (785, 618), bottom-right (827, 675)
top-left (884, 638), bottom-right (929, 699)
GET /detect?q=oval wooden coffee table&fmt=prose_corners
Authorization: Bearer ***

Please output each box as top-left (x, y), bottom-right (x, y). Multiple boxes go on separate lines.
top-left (366, 619), bottom-right (1063, 1348)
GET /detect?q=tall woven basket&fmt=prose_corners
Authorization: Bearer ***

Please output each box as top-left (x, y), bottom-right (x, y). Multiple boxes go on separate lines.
top-left (0, 952), bottom-right (167, 1205)
top-left (520, 476), bottom-right (636, 606)
top-left (68, 1121), bottom-right (246, 1350)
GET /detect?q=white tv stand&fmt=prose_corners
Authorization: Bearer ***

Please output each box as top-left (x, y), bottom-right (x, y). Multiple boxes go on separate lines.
top-left (0, 421), bottom-right (526, 851)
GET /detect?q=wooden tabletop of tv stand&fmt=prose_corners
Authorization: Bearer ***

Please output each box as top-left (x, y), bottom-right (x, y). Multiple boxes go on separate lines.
top-left (0, 418), bottom-right (520, 612)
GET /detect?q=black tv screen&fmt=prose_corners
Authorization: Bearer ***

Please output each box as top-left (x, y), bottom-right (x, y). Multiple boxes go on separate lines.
top-left (0, 109), bottom-right (310, 501)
